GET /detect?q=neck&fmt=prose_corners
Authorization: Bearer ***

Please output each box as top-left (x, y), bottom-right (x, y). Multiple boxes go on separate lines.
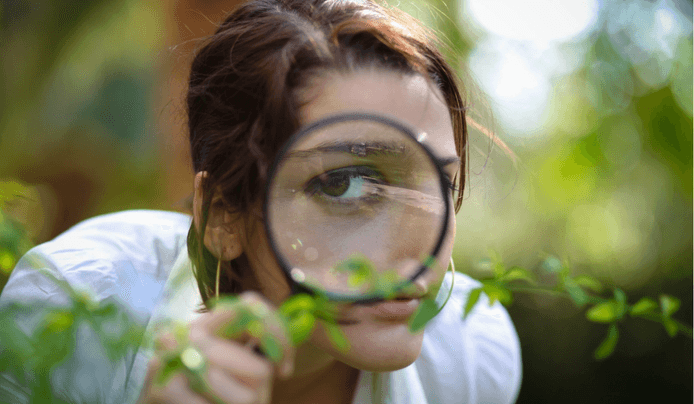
top-left (272, 343), bottom-right (360, 404)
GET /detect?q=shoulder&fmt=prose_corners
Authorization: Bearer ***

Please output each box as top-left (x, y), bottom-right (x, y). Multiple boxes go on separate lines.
top-left (0, 210), bottom-right (192, 313)
top-left (0, 210), bottom-right (192, 403)
top-left (416, 271), bottom-right (522, 404)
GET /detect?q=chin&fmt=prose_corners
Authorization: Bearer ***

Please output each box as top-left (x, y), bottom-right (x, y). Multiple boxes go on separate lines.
top-left (344, 351), bottom-right (421, 372)
top-left (314, 321), bottom-right (425, 372)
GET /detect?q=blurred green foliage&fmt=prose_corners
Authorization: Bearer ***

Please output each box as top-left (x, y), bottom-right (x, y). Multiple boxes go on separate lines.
top-left (0, 0), bottom-right (691, 403)
top-left (0, 0), bottom-right (168, 249)
top-left (0, 267), bottom-right (147, 403)
top-left (0, 180), bottom-right (33, 290)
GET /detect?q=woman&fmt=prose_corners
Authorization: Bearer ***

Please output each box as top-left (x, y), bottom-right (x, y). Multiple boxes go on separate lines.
top-left (0, 0), bottom-right (521, 403)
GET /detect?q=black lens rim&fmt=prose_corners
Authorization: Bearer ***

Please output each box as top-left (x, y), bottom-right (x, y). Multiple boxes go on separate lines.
top-left (263, 112), bottom-right (452, 303)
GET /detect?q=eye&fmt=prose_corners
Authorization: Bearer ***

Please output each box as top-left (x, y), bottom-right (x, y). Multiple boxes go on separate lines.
top-left (322, 174), bottom-right (364, 197)
top-left (305, 166), bottom-right (386, 207)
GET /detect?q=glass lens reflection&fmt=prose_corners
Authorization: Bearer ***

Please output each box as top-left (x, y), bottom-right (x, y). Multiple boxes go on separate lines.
top-left (266, 118), bottom-right (446, 297)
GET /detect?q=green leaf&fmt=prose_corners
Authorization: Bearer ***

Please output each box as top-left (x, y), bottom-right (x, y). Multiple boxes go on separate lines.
top-left (260, 333), bottom-right (282, 362)
top-left (335, 255), bottom-right (375, 274)
top-left (613, 288), bottom-right (626, 305)
top-left (629, 297), bottom-right (658, 316)
top-left (156, 354), bottom-right (184, 386)
top-left (422, 255), bottom-right (437, 270)
top-left (659, 295), bottom-right (681, 317)
top-left (475, 258), bottom-right (493, 273)
top-left (499, 267), bottom-right (536, 285)
top-left (662, 317), bottom-right (678, 338)
top-left (463, 288), bottom-right (482, 319)
top-left (482, 283), bottom-right (512, 306)
top-left (324, 322), bottom-right (349, 352)
top-left (487, 249), bottom-right (502, 265)
top-left (286, 312), bottom-right (316, 345)
top-left (586, 301), bottom-right (619, 323)
top-left (247, 320), bottom-right (264, 339)
top-left (0, 249), bottom-right (17, 274)
top-left (44, 311), bottom-right (74, 333)
top-left (485, 250), bottom-right (505, 278)
top-left (333, 256), bottom-right (376, 289)
top-left (312, 296), bottom-right (340, 322)
top-left (92, 301), bottom-right (118, 320)
top-left (573, 275), bottom-right (603, 293)
top-left (221, 309), bottom-right (253, 339)
top-left (540, 256), bottom-right (563, 274)
top-left (493, 262), bottom-right (506, 279)
top-left (560, 258), bottom-right (572, 278)
top-left (372, 270), bottom-right (401, 298)
top-left (613, 288), bottom-right (628, 317)
top-left (594, 324), bottom-right (619, 360)
top-left (348, 267), bottom-right (371, 287)
top-left (563, 277), bottom-right (588, 307)
top-left (408, 297), bottom-right (439, 333)
top-left (280, 294), bottom-right (316, 316)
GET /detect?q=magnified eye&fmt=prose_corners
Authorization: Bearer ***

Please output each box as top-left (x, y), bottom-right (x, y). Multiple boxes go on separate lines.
top-left (305, 166), bottom-right (385, 207)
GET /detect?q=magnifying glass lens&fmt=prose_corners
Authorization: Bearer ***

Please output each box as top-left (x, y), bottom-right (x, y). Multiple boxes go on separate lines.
top-left (266, 116), bottom-right (447, 299)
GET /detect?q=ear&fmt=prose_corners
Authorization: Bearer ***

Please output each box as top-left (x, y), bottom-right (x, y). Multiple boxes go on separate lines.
top-left (193, 171), bottom-right (244, 261)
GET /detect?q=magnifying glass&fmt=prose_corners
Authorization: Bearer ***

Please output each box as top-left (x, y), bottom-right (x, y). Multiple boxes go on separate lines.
top-left (264, 112), bottom-right (450, 303)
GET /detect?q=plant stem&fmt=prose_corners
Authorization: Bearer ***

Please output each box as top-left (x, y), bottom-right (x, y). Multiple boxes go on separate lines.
top-left (503, 284), bottom-right (693, 339)
top-left (634, 313), bottom-right (694, 339)
top-left (503, 284), bottom-right (607, 305)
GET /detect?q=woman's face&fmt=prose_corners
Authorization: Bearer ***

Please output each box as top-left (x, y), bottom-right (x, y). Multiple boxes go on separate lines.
top-left (244, 69), bottom-right (459, 372)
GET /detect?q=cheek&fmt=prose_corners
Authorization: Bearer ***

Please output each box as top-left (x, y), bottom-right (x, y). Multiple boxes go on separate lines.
top-left (419, 203), bottom-right (456, 289)
top-left (242, 225), bottom-right (293, 306)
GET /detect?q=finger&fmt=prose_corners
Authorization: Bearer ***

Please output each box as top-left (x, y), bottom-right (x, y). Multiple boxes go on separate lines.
top-left (203, 367), bottom-right (272, 404)
top-left (192, 332), bottom-right (273, 384)
top-left (153, 332), bottom-right (178, 353)
top-left (193, 297), bottom-right (245, 335)
top-left (148, 373), bottom-right (210, 404)
top-left (238, 292), bottom-right (295, 377)
top-left (195, 292), bottom-right (295, 377)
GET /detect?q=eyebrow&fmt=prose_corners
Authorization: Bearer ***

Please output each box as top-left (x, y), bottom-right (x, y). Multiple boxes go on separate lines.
top-left (288, 140), bottom-right (460, 168)
top-left (288, 140), bottom-right (407, 158)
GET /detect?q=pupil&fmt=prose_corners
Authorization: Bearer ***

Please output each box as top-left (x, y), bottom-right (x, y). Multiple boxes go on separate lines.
top-left (322, 174), bottom-right (350, 197)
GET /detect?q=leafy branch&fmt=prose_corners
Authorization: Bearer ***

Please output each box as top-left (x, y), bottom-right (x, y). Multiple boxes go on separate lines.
top-left (0, 269), bottom-right (147, 403)
top-left (464, 251), bottom-right (692, 359)
top-left (2, 247), bottom-right (690, 401)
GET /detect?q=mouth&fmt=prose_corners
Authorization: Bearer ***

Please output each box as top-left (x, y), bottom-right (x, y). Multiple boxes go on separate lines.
top-left (327, 281), bottom-right (430, 325)
top-left (334, 295), bottom-right (422, 325)
top-left (366, 297), bottom-right (420, 320)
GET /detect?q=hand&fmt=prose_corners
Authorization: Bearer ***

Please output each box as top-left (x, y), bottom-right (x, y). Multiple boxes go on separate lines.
top-left (137, 292), bottom-right (295, 404)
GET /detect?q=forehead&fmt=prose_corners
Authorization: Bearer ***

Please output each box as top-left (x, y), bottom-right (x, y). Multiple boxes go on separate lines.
top-left (297, 70), bottom-right (456, 160)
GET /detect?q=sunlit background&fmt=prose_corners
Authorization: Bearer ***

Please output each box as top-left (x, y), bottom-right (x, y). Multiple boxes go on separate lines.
top-left (0, 0), bottom-right (691, 402)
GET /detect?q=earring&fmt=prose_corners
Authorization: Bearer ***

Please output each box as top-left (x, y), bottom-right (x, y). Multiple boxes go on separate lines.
top-left (437, 257), bottom-right (456, 310)
top-left (215, 257), bottom-right (221, 300)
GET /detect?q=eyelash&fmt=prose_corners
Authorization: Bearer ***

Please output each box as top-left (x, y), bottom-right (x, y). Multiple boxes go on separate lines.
top-left (305, 166), bottom-right (385, 201)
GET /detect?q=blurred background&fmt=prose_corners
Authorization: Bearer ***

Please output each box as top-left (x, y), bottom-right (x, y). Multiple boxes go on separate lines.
top-left (0, 0), bottom-right (691, 402)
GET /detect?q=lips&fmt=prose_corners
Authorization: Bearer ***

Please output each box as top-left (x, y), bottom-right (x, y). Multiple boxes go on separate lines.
top-left (368, 297), bottom-right (420, 319)
top-left (334, 288), bottom-right (428, 324)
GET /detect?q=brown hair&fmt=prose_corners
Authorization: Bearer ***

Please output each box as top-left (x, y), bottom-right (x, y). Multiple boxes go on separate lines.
top-left (187, 0), bottom-right (468, 304)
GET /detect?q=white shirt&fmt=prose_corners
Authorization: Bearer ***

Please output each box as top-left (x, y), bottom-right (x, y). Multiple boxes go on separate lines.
top-left (0, 210), bottom-right (521, 403)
